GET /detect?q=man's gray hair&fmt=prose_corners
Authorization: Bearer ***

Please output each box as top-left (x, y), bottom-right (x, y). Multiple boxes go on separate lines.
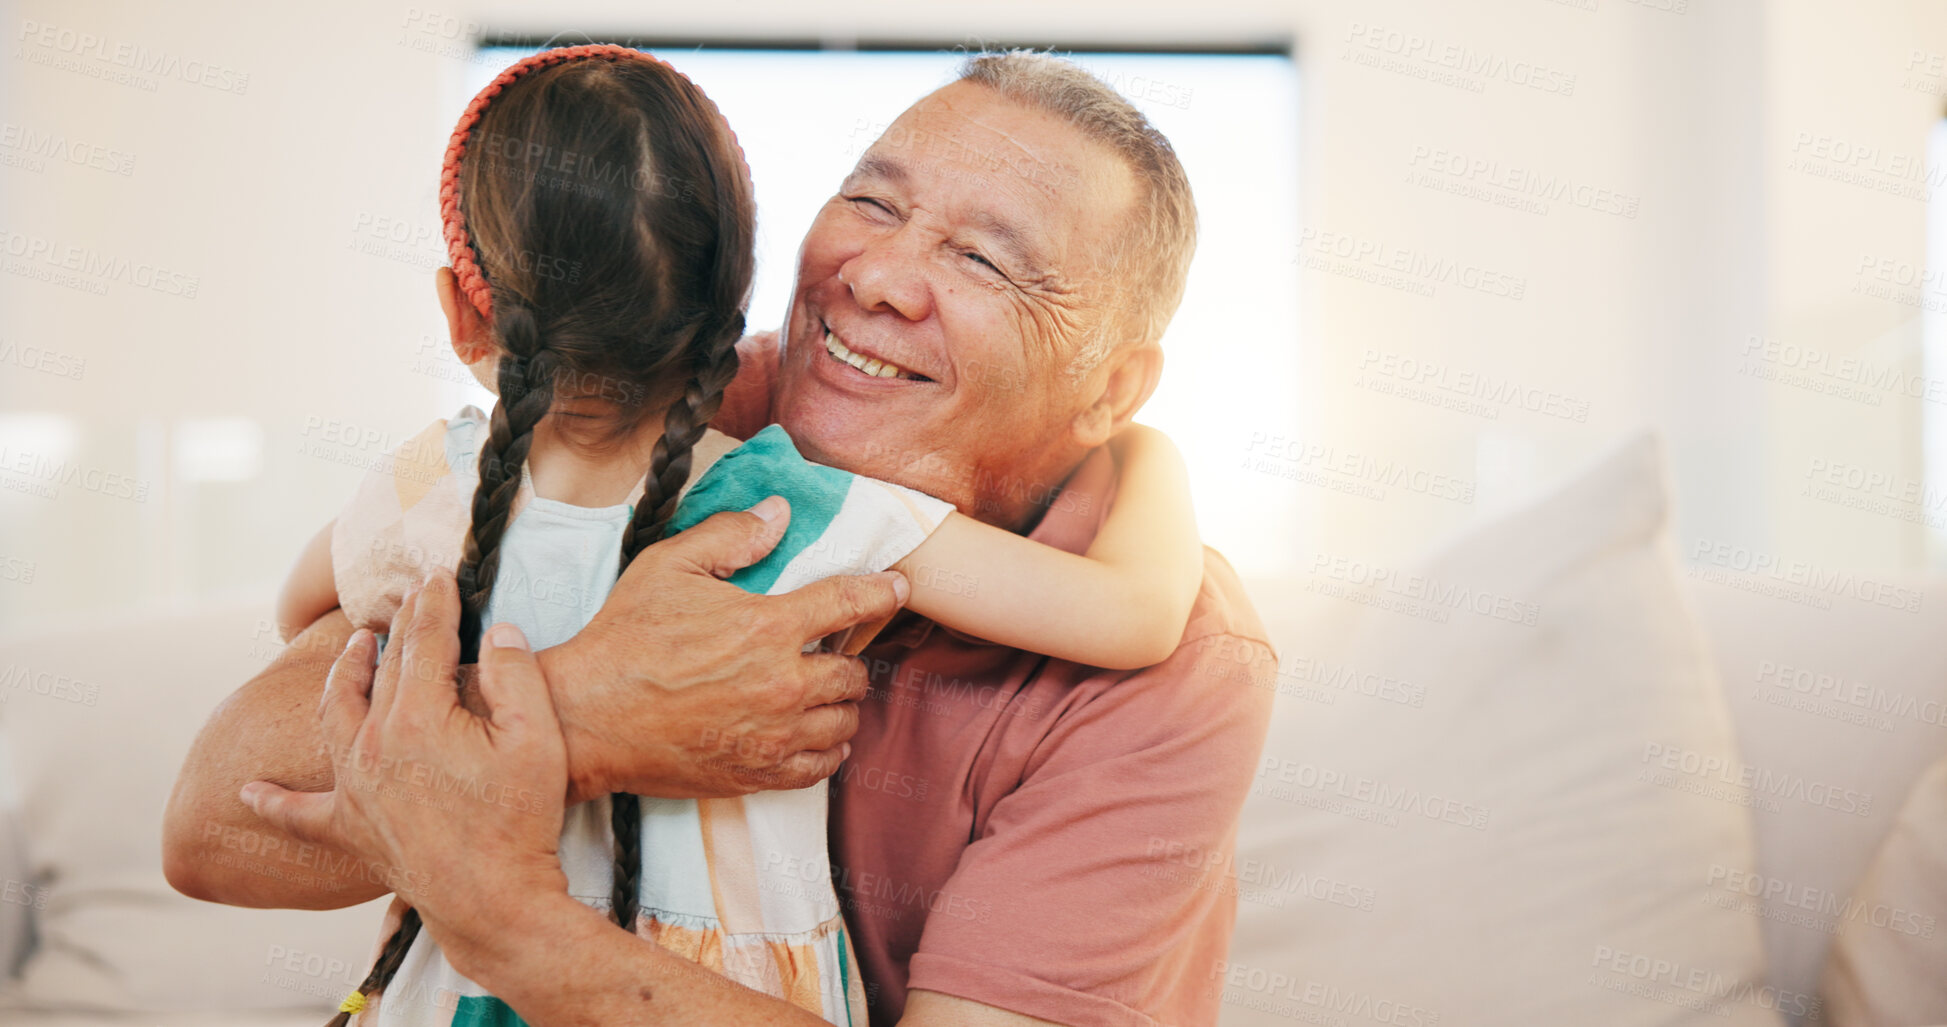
top-left (956, 50), bottom-right (1198, 376)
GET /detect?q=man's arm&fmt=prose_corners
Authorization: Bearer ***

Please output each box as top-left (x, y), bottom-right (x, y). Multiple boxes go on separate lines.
top-left (163, 609), bottom-right (382, 908)
top-left (241, 570), bottom-right (846, 1024)
top-left (164, 502), bottom-right (906, 907)
top-left (237, 568), bottom-right (1051, 1025)
top-left (439, 889), bottom-right (838, 1024)
top-left (433, 891), bottom-right (1063, 1025)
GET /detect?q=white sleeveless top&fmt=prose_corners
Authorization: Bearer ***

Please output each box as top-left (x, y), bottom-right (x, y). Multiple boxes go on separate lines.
top-left (331, 406), bottom-right (951, 1026)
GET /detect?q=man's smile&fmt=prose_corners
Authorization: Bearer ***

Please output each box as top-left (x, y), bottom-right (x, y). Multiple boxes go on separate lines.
top-left (819, 321), bottom-right (935, 383)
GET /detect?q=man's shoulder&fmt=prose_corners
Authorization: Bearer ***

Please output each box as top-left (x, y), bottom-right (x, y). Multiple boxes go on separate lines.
top-left (1178, 544), bottom-right (1276, 660)
top-left (715, 331), bottom-right (782, 440)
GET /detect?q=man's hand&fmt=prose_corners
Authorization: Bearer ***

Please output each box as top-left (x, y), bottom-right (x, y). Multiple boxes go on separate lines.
top-left (162, 496), bottom-right (906, 909)
top-left (240, 570), bottom-right (569, 942)
top-left (543, 497), bottom-right (910, 802)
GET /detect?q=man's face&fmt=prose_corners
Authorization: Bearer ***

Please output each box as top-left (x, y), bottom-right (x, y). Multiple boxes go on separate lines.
top-left (774, 81), bottom-right (1139, 528)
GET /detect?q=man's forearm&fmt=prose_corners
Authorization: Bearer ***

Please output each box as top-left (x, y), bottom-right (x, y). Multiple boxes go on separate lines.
top-left (532, 639), bottom-right (636, 806)
top-left (434, 890), bottom-right (829, 1026)
top-left (163, 613), bottom-right (638, 904)
top-left (163, 611), bottom-right (392, 908)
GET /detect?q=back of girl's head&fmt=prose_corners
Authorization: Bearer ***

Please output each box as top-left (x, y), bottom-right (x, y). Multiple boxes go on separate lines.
top-left (460, 51), bottom-right (755, 427)
top-left (446, 48), bottom-right (756, 659)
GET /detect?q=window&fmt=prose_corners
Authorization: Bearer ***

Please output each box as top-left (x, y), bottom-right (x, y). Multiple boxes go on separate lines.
top-left (463, 45), bottom-right (1302, 575)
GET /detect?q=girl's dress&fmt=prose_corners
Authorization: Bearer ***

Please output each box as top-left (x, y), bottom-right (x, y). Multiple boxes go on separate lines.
top-left (331, 406), bottom-right (951, 1026)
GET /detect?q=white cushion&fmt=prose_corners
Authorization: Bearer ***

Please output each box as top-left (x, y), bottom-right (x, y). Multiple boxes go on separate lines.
top-left (1819, 756), bottom-right (1947, 1027)
top-left (1688, 566), bottom-right (1947, 1003)
top-left (0, 601), bottom-right (387, 1014)
top-left (1227, 433), bottom-right (1788, 1026)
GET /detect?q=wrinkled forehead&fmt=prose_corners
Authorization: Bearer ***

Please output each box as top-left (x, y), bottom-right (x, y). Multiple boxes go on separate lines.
top-left (872, 84), bottom-right (1090, 197)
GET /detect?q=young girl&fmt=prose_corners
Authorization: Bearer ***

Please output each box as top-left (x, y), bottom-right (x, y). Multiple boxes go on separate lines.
top-left (276, 45), bottom-right (1203, 1026)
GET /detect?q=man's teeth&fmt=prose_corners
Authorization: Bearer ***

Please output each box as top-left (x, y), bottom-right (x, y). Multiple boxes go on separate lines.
top-left (825, 330), bottom-right (914, 379)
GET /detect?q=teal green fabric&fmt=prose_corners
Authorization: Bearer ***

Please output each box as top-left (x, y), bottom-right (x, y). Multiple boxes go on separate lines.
top-left (452, 995), bottom-right (528, 1027)
top-left (669, 425), bottom-right (855, 595)
top-left (837, 923), bottom-right (855, 1027)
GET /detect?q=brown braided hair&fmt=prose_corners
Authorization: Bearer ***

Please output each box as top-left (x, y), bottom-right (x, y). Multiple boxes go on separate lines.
top-left (329, 47), bottom-right (753, 1026)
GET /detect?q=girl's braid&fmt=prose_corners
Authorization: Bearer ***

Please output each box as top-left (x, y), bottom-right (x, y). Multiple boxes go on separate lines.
top-left (605, 315), bottom-right (743, 932)
top-left (324, 907), bottom-right (421, 1027)
top-left (456, 301), bottom-right (557, 663)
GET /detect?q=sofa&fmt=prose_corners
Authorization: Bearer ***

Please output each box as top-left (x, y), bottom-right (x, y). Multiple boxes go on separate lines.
top-left (1, 432), bottom-right (1942, 1025)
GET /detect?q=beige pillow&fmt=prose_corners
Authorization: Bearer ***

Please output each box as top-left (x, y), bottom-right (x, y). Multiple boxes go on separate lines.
top-left (0, 601), bottom-right (387, 1014)
top-left (1227, 434), bottom-right (1788, 1027)
top-left (1821, 756), bottom-right (1947, 1027)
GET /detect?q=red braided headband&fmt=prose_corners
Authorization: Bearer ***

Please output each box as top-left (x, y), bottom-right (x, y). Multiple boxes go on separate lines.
top-left (438, 44), bottom-right (750, 323)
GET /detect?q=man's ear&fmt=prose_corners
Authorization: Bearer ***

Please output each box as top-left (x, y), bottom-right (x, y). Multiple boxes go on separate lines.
top-left (1069, 342), bottom-right (1164, 450)
top-left (436, 267), bottom-right (495, 364)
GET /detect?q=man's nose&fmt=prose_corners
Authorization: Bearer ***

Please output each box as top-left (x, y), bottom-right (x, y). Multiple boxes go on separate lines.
top-left (838, 227), bottom-right (933, 322)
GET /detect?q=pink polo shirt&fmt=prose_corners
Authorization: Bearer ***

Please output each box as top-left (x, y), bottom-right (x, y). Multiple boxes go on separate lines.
top-left (720, 337), bottom-right (1276, 1026)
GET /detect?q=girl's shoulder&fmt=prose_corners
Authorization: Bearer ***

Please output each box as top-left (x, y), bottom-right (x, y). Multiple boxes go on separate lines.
top-left (330, 405), bottom-right (487, 629)
top-left (671, 424), bottom-right (956, 595)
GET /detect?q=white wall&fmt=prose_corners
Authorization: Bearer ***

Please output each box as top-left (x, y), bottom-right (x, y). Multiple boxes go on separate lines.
top-left (4, 0), bottom-right (1945, 634)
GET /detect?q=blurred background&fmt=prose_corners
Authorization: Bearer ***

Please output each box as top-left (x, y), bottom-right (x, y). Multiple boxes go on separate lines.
top-left (7, 2), bottom-right (1947, 1025)
top-left (8, 0), bottom-right (1946, 628)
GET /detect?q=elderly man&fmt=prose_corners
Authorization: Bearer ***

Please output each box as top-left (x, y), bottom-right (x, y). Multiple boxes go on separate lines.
top-left (165, 52), bottom-right (1274, 1026)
